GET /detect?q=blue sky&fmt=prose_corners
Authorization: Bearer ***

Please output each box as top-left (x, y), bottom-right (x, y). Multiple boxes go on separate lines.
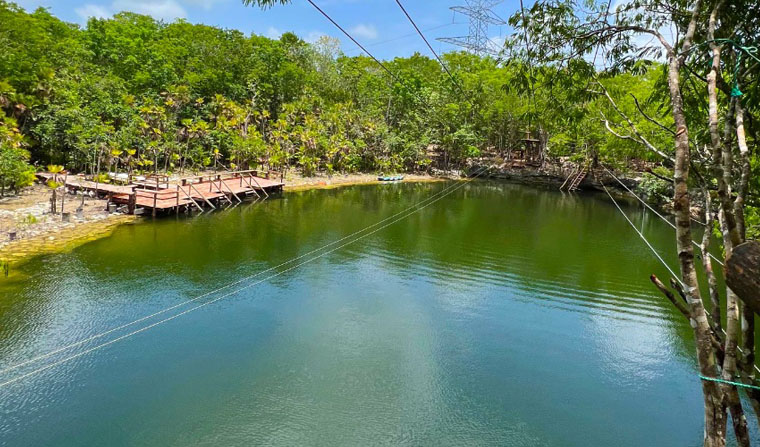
top-left (14, 0), bottom-right (524, 59)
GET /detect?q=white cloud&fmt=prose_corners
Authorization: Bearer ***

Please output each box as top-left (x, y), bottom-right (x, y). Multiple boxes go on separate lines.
top-left (266, 26), bottom-right (282, 39)
top-left (488, 35), bottom-right (506, 51)
top-left (182, 0), bottom-right (228, 10)
top-left (75, 4), bottom-right (112, 21)
top-left (305, 31), bottom-right (327, 43)
top-left (111, 0), bottom-right (187, 21)
top-left (350, 23), bottom-right (378, 40)
top-left (74, 0), bottom-right (187, 24)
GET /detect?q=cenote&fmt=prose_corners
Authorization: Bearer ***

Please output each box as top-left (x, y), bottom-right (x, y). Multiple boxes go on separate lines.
top-left (0, 181), bottom-right (751, 446)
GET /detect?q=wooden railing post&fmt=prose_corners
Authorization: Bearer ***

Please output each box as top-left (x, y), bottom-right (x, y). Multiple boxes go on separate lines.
top-left (128, 187), bottom-right (136, 215)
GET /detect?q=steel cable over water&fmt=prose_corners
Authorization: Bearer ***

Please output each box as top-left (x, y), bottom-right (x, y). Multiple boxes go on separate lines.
top-left (0, 172), bottom-right (482, 378)
top-left (3, 0), bottom-right (488, 386)
top-left (597, 176), bottom-right (760, 379)
top-left (0, 169), bottom-right (488, 388)
top-left (601, 165), bottom-right (723, 266)
top-left (393, 0), bottom-right (466, 98)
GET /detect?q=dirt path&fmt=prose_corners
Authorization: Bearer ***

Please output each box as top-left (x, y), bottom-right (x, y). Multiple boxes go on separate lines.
top-left (0, 184), bottom-right (136, 263)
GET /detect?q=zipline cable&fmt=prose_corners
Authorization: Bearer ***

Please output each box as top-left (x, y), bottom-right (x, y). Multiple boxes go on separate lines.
top-left (305, 0), bottom-right (399, 82)
top-left (0, 168), bottom-right (488, 388)
top-left (305, 0), bottom-right (461, 133)
top-left (3, 1), bottom-right (483, 378)
top-left (597, 175), bottom-right (760, 379)
top-left (598, 180), bottom-right (683, 285)
top-left (604, 165), bottom-right (707, 226)
top-left (0, 172), bottom-right (482, 377)
top-left (393, 0), bottom-right (466, 98)
top-left (601, 165), bottom-right (724, 267)
top-left (343, 24), bottom-right (453, 54)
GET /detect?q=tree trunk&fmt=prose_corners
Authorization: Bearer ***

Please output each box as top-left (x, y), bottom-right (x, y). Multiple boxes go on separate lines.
top-left (50, 189), bottom-right (57, 214)
top-left (60, 174), bottom-right (67, 217)
top-left (732, 105), bottom-right (756, 415)
top-left (700, 188), bottom-right (721, 334)
top-left (706, 28), bottom-right (750, 442)
top-left (667, 48), bottom-right (727, 446)
top-left (734, 104), bottom-right (750, 244)
top-left (726, 391), bottom-right (751, 447)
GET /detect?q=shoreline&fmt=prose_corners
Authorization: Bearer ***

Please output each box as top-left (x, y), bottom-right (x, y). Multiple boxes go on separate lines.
top-left (0, 173), bottom-right (447, 270)
top-left (283, 172), bottom-right (449, 192)
top-left (0, 214), bottom-right (137, 268)
top-left (0, 168), bottom-right (646, 271)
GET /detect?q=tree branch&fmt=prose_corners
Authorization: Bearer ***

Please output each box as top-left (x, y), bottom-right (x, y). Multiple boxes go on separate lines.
top-left (631, 93), bottom-right (676, 136)
top-left (597, 80), bottom-right (675, 163)
top-left (651, 274), bottom-right (690, 319)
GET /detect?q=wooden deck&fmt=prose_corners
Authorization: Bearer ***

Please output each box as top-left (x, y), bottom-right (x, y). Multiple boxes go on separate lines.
top-left (37, 173), bottom-right (135, 195)
top-left (37, 170), bottom-right (284, 215)
top-left (111, 189), bottom-right (195, 209)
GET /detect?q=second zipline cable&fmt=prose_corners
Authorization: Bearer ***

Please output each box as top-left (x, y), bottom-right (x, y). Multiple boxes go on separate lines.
top-left (0, 170), bottom-right (487, 386)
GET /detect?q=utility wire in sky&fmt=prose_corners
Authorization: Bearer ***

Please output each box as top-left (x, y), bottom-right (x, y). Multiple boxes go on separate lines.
top-left (343, 23), bottom-right (453, 54)
top-left (304, 0), bottom-right (400, 83)
top-left (394, 0), bottom-right (467, 98)
top-left (303, 0), bottom-right (463, 130)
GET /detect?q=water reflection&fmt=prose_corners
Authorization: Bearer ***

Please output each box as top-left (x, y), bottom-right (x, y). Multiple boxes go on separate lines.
top-left (0, 180), bottom-right (734, 445)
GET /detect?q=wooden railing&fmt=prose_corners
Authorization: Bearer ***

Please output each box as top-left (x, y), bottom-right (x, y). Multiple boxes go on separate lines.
top-left (134, 188), bottom-right (179, 216)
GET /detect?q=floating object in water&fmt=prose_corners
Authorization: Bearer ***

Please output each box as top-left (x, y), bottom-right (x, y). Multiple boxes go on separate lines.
top-left (378, 175), bottom-right (404, 182)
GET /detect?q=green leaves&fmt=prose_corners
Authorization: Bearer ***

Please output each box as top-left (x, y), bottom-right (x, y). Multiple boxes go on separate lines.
top-left (1, 0), bottom-right (755, 199)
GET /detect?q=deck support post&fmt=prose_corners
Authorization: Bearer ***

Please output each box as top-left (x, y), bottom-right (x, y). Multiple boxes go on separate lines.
top-left (249, 174), bottom-right (269, 199)
top-left (128, 189), bottom-right (136, 215)
top-left (190, 183), bottom-right (216, 209)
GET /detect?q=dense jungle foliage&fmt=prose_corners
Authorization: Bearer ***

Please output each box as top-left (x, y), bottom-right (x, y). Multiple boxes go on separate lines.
top-left (0, 0), bottom-right (757, 232)
top-left (1, 1), bottom-right (673, 189)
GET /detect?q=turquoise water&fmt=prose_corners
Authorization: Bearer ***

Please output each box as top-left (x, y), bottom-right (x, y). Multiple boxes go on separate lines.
top-left (0, 181), bottom-right (740, 445)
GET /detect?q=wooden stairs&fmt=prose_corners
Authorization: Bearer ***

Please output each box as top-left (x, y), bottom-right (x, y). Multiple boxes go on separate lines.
top-left (560, 164), bottom-right (589, 192)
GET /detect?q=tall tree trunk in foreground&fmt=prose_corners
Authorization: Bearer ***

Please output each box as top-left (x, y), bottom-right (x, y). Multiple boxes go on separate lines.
top-left (665, 4), bottom-right (727, 442)
top-left (733, 102), bottom-right (760, 426)
top-left (700, 188), bottom-right (722, 337)
top-left (706, 22), bottom-right (749, 443)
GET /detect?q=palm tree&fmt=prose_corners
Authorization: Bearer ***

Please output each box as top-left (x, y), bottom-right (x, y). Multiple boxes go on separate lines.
top-left (124, 149), bottom-right (137, 182)
top-left (109, 147), bottom-right (123, 175)
top-left (46, 164), bottom-right (64, 214)
top-left (212, 148), bottom-right (221, 173)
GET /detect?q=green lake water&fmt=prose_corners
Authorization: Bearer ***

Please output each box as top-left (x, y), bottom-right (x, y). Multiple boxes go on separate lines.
top-left (0, 181), bottom-right (750, 446)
